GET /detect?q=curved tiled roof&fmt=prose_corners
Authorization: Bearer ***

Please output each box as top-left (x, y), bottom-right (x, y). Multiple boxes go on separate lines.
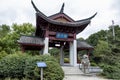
top-left (31, 0), bottom-right (97, 27)
top-left (77, 40), bottom-right (93, 49)
top-left (18, 36), bottom-right (44, 45)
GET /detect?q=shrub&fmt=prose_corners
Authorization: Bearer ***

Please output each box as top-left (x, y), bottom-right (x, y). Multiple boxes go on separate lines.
top-left (40, 61), bottom-right (64, 80)
top-left (4, 77), bottom-right (30, 80)
top-left (64, 58), bottom-right (69, 63)
top-left (0, 52), bottom-right (29, 79)
top-left (0, 54), bottom-right (64, 80)
top-left (0, 51), bottom-right (8, 60)
top-left (90, 62), bottom-right (97, 66)
top-left (101, 64), bottom-right (120, 79)
top-left (24, 55), bottom-right (64, 80)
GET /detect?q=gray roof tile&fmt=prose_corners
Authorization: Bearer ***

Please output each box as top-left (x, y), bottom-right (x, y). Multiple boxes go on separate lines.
top-left (18, 36), bottom-right (44, 45)
top-left (77, 40), bottom-right (93, 49)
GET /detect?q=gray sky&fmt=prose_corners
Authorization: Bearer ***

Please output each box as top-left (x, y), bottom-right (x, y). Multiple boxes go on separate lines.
top-left (0, 0), bottom-right (120, 39)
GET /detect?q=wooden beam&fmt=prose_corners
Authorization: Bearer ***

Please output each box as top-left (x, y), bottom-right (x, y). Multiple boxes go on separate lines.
top-left (49, 36), bottom-right (74, 42)
top-left (19, 43), bottom-right (44, 47)
top-left (49, 31), bottom-right (74, 37)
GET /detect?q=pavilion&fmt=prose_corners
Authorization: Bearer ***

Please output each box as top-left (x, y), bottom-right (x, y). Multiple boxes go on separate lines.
top-left (18, 0), bottom-right (96, 66)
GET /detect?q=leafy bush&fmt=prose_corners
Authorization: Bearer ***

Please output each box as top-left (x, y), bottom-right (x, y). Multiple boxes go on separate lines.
top-left (24, 55), bottom-right (64, 80)
top-left (0, 53), bottom-right (64, 80)
top-left (90, 62), bottom-right (97, 66)
top-left (101, 64), bottom-right (120, 79)
top-left (43, 61), bottom-right (64, 80)
top-left (4, 77), bottom-right (30, 80)
top-left (0, 52), bottom-right (29, 79)
top-left (64, 58), bottom-right (69, 63)
top-left (0, 51), bottom-right (8, 60)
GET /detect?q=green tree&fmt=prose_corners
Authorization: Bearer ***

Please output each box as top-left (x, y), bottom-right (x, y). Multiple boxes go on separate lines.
top-left (94, 40), bottom-right (110, 56)
top-left (49, 48), bottom-right (59, 56)
top-left (86, 25), bottom-right (120, 79)
top-left (93, 40), bottom-right (111, 64)
top-left (0, 24), bottom-right (10, 38)
top-left (0, 23), bottom-right (35, 54)
top-left (86, 30), bottom-right (107, 46)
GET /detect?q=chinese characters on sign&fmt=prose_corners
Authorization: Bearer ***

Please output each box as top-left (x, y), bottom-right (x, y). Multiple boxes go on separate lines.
top-left (56, 32), bottom-right (68, 39)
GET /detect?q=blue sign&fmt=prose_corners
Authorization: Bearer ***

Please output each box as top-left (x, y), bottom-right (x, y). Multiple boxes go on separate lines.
top-left (56, 33), bottom-right (68, 39)
top-left (37, 62), bottom-right (47, 68)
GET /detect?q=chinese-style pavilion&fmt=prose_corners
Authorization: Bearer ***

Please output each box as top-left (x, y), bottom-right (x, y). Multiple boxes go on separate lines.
top-left (18, 0), bottom-right (96, 66)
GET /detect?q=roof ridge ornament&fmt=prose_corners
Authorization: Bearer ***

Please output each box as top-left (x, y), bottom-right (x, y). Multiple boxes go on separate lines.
top-left (60, 3), bottom-right (65, 13)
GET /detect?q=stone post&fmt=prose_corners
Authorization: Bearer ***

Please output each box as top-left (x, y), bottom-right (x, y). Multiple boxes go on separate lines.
top-left (60, 46), bottom-right (64, 65)
top-left (43, 37), bottom-right (49, 54)
top-left (69, 40), bottom-right (77, 66)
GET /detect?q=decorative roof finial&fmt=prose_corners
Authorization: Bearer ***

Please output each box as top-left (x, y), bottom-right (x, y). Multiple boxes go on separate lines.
top-left (60, 3), bottom-right (65, 13)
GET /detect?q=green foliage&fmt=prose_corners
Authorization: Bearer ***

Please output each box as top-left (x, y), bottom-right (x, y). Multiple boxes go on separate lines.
top-left (49, 48), bottom-right (59, 56)
top-left (0, 51), bottom-right (8, 60)
top-left (0, 23), bottom-right (35, 54)
top-left (0, 24), bottom-right (10, 38)
top-left (77, 37), bottom-right (85, 41)
top-left (0, 52), bottom-right (29, 79)
top-left (0, 53), bottom-right (64, 80)
top-left (3, 77), bottom-right (30, 80)
top-left (93, 40), bottom-right (111, 63)
top-left (90, 62), bottom-right (97, 66)
top-left (0, 23), bottom-right (64, 79)
top-left (44, 61), bottom-right (64, 80)
top-left (86, 30), bottom-right (107, 46)
top-left (86, 25), bottom-right (120, 79)
top-left (64, 58), bottom-right (69, 63)
top-left (24, 55), bottom-right (64, 80)
top-left (101, 65), bottom-right (120, 79)
top-left (12, 23), bottom-right (35, 35)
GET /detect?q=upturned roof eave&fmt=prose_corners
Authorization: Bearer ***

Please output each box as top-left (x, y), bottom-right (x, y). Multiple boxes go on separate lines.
top-left (77, 40), bottom-right (94, 49)
top-left (31, 0), bottom-right (96, 27)
top-left (36, 12), bottom-right (91, 27)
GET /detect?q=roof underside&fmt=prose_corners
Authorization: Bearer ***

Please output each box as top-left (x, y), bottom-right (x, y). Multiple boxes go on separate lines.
top-left (36, 12), bottom-right (91, 27)
top-left (18, 36), bottom-right (93, 50)
top-left (31, 0), bottom-right (97, 34)
top-left (48, 13), bottom-right (75, 22)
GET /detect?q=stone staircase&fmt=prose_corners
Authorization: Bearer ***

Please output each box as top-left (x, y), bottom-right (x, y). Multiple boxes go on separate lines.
top-left (62, 66), bottom-right (106, 80)
top-left (62, 66), bottom-right (84, 75)
top-left (62, 66), bottom-right (103, 76)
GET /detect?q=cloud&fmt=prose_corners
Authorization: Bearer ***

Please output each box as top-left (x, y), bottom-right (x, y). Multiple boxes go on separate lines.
top-left (0, 0), bottom-right (119, 39)
top-left (0, 0), bottom-right (35, 25)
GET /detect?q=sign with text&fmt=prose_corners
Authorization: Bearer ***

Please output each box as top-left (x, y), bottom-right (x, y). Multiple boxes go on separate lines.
top-left (56, 32), bottom-right (68, 39)
top-left (37, 62), bottom-right (47, 68)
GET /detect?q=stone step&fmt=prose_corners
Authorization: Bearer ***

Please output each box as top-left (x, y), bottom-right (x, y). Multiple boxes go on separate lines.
top-left (62, 66), bottom-right (103, 77)
top-left (62, 66), bottom-right (84, 75)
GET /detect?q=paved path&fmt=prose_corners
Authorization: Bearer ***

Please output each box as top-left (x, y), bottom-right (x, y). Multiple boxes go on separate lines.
top-left (64, 75), bottom-right (108, 80)
top-left (62, 66), bottom-right (109, 80)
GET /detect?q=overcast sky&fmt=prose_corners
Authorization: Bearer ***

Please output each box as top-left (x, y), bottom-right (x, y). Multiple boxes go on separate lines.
top-left (0, 0), bottom-right (120, 39)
